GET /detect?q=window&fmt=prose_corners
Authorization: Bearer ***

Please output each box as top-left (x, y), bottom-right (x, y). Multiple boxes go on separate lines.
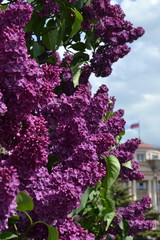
top-left (137, 153), bottom-right (145, 162)
top-left (137, 182), bottom-right (147, 190)
top-left (152, 154), bottom-right (158, 160)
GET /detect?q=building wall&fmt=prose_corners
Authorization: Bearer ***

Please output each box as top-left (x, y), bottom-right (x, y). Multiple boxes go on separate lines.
top-left (120, 144), bottom-right (160, 210)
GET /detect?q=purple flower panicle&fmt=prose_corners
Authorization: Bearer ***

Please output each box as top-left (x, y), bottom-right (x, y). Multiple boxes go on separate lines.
top-left (0, 162), bottom-right (19, 231)
top-left (112, 196), bottom-right (156, 236)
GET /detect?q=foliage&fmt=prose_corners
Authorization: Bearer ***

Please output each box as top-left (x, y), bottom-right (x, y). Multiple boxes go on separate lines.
top-left (0, 0), bottom-right (154, 239)
top-left (110, 182), bottom-right (132, 208)
top-left (134, 230), bottom-right (160, 240)
top-left (70, 181), bottom-right (150, 239)
top-left (71, 182), bottom-right (116, 239)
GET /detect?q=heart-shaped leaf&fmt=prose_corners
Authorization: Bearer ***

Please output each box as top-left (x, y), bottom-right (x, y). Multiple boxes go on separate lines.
top-left (16, 191), bottom-right (34, 212)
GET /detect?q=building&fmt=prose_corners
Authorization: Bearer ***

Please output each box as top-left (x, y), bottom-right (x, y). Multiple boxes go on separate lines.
top-left (120, 142), bottom-right (160, 210)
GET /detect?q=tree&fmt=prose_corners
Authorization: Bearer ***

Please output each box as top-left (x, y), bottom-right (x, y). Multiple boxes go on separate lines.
top-left (110, 182), bottom-right (132, 208)
top-left (0, 0), bottom-right (155, 239)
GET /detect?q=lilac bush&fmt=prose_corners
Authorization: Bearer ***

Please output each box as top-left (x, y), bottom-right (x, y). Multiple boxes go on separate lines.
top-left (0, 0), bottom-right (154, 239)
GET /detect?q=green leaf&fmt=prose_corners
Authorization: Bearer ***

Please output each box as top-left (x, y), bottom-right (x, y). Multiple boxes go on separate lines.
top-left (72, 0), bottom-right (84, 9)
top-left (47, 225), bottom-right (59, 240)
top-left (8, 215), bottom-right (20, 225)
top-left (119, 220), bottom-right (124, 230)
top-left (25, 13), bottom-right (45, 34)
top-left (102, 155), bottom-right (121, 190)
top-left (33, 42), bottom-right (44, 57)
top-left (0, 4), bottom-right (8, 11)
top-left (0, 147), bottom-right (6, 154)
top-left (72, 187), bottom-right (92, 215)
top-left (72, 32), bottom-right (81, 42)
top-left (33, 17), bottom-right (46, 36)
top-left (119, 220), bottom-right (130, 238)
top-left (27, 0), bottom-right (35, 3)
top-left (88, 190), bottom-right (96, 201)
top-left (84, 0), bottom-right (91, 6)
top-left (114, 236), bottom-right (121, 240)
top-left (124, 237), bottom-right (133, 240)
top-left (104, 212), bottom-right (116, 230)
top-left (59, 18), bottom-right (67, 43)
top-left (31, 0), bottom-right (43, 12)
top-left (115, 130), bottom-right (125, 146)
top-left (122, 160), bottom-right (132, 170)
top-left (89, 19), bottom-right (98, 24)
top-left (71, 42), bottom-right (86, 51)
top-left (103, 111), bottom-right (115, 122)
top-left (69, 9), bottom-right (83, 38)
top-left (73, 68), bottom-right (81, 87)
top-left (85, 30), bottom-right (95, 50)
top-left (24, 18), bottom-right (33, 32)
top-left (71, 52), bottom-right (89, 66)
top-left (0, 232), bottom-right (18, 240)
top-left (16, 191), bottom-right (34, 212)
top-left (46, 155), bottom-right (59, 173)
top-left (79, 187), bottom-right (92, 209)
top-left (102, 193), bottom-right (115, 213)
top-left (42, 29), bottom-right (62, 50)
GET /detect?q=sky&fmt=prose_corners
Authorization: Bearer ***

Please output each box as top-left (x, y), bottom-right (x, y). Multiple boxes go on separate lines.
top-left (90, 0), bottom-right (160, 147)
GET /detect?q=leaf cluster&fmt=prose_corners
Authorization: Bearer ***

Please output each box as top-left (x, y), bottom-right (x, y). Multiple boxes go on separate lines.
top-left (70, 156), bottom-right (119, 238)
top-left (23, 0), bottom-right (97, 66)
top-left (70, 155), bottom-right (133, 239)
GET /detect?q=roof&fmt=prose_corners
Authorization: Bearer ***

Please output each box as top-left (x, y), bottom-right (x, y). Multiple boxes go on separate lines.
top-left (139, 142), bottom-right (158, 149)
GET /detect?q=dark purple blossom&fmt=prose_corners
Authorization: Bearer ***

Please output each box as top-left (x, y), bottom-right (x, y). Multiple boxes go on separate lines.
top-left (62, 52), bottom-right (73, 65)
top-left (111, 139), bottom-right (141, 164)
top-left (91, 45), bottom-right (131, 77)
top-left (10, 115), bottom-right (49, 174)
top-left (120, 160), bottom-right (144, 180)
top-left (0, 162), bottom-right (19, 231)
top-left (91, 133), bottom-right (115, 155)
top-left (0, 92), bottom-right (7, 116)
top-left (111, 196), bottom-right (156, 236)
top-left (58, 218), bottom-right (94, 240)
top-left (0, 0), bottom-right (33, 29)
top-left (128, 220), bottom-right (155, 236)
top-left (82, 0), bottom-right (144, 77)
top-left (40, 63), bottom-right (61, 104)
top-left (79, 65), bottom-right (92, 86)
top-left (107, 116), bottom-right (126, 137)
top-left (40, 0), bottom-right (60, 17)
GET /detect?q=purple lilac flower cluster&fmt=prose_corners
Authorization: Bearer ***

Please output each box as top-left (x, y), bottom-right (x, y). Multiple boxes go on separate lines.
top-left (40, 0), bottom-right (77, 17)
top-left (82, 0), bottom-right (144, 77)
top-left (0, 92), bottom-right (7, 116)
top-left (107, 138), bottom-right (144, 180)
top-left (58, 218), bottom-right (94, 240)
top-left (0, 0), bottom-right (51, 229)
top-left (40, 0), bottom-right (60, 17)
top-left (0, 1), bottom-right (153, 239)
top-left (59, 52), bottom-right (75, 96)
top-left (109, 196), bottom-right (155, 236)
top-left (91, 45), bottom-right (131, 77)
top-left (0, 161), bottom-right (19, 231)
